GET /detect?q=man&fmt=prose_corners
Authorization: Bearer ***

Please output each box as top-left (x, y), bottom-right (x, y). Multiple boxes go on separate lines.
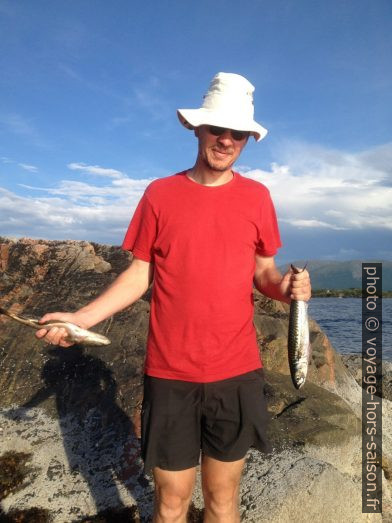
top-left (37, 72), bottom-right (311, 522)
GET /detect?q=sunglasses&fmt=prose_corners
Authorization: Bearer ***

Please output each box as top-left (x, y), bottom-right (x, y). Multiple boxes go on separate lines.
top-left (207, 126), bottom-right (250, 141)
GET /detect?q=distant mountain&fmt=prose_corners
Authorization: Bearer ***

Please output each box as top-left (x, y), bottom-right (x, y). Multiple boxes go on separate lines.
top-left (278, 260), bottom-right (392, 291)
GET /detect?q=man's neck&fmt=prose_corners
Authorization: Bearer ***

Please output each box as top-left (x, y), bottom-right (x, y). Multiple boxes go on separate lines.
top-left (187, 166), bottom-right (234, 186)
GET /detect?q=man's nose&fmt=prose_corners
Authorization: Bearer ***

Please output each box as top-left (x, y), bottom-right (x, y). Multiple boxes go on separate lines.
top-left (216, 130), bottom-right (234, 145)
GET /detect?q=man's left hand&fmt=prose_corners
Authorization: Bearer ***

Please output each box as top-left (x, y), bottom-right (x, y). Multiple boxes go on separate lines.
top-left (282, 265), bottom-right (311, 302)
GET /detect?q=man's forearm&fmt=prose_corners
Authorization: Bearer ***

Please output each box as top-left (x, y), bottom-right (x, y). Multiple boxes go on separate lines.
top-left (73, 258), bottom-right (153, 328)
top-left (254, 268), bottom-right (291, 304)
top-left (254, 255), bottom-right (311, 303)
top-left (36, 257), bottom-right (153, 346)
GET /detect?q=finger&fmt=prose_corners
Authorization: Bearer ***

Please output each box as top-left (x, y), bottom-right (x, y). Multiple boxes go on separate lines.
top-left (290, 279), bottom-right (310, 290)
top-left (42, 326), bottom-right (59, 345)
top-left (35, 328), bottom-right (48, 339)
top-left (291, 289), bottom-right (311, 301)
top-left (52, 337), bottom-right (74, 348)
top-left (54, 328), bottom-right (74, 348)
top-left (52, 327), bottom-right (69, 346)
top-left (38, 326), bottom-right (74, 348)
top-left (290, 276), bottom-right (311, 294)
top-left (59, 340), bottom-right (74, 348)
top-left (291, 291), bottom-right (311, 301)
top-left (290, 287), bottom-right (312, 300)
top-left (38, 312), bottom-right (64, 324)
top-left (42, 327), bottom-right (66, 346)
top-left (292, 270), bottom-right (309, 281)
top-left (290, 294), bottom-right (311, 301)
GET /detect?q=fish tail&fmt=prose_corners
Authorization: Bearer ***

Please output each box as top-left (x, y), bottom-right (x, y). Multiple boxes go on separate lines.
top-left (0, 306), bottom-right (12, 318)
top-left (290, 262), bottom-right (308, 274)
top-left (0, 307), bottom-right (39, 329)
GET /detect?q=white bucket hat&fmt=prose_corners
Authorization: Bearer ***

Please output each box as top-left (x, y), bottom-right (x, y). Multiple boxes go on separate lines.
top-left (177, 72), bottom-right (268, 142)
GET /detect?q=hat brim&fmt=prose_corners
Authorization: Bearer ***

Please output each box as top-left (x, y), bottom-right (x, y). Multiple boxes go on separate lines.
top-left (177, 108), bottom-right (268, 142)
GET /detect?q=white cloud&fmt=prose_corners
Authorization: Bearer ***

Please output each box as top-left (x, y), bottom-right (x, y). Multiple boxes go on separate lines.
top-left (67, 162), bottom-right (124, 179)
top-left (18, 163), bottom-right (38, 172)
top-left (280, 218), bottom-right (347, 230)
top-left (242, 141), bottom-right (392, 231)
top-left (1, 142), bottom-right (391, 247)
top-left (1, 157), bottom-right (39, 172)
top-left (0, 164), bottom-right (155, 244)
top-left (132, 76), bottom-right (171, 122)
top-left (0, 113), bottom-right (47, 147)
top-left (0, 114), bottom-right (34, 136)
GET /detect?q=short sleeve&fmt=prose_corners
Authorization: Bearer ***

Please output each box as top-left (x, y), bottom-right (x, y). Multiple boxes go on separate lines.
top-left (255, 190), bottom-right (282, 256)
top-left (122, 193), bottom-right (157, 262)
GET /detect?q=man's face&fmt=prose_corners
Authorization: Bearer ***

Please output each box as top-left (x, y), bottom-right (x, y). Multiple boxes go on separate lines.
top-left (195, 125), bottom-right (249, 173)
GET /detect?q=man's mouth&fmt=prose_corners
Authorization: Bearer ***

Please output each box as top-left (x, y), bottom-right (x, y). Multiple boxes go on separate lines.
top-left (212, 148), bottom-right (232, 158)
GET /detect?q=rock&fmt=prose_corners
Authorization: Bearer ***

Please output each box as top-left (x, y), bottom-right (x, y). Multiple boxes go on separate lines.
top-left (341, 353), bottom-right (392, 402)
top-left (264, 371), bottom-right (360, 450)
top-left (0, 237), bottom-right (391, 522)
top-left (0, 237), bottom-right (146, 418)
top-left (240, 450), bottom-right (364, 523)
top-left (0, 451), bottom-right (34, 501)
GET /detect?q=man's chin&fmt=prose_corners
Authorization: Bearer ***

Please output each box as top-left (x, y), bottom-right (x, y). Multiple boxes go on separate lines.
top-left (205, 159), bottom-right (234, 173)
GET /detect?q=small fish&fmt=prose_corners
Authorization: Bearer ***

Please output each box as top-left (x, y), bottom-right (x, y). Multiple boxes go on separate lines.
top-left (0, 307), bottom-right (111, 346)
top-left (288, 264), bottom-right (310, 389)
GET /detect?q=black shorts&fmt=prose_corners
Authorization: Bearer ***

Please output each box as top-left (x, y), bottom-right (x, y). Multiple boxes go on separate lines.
top-left (141, 368), bottom-right (271, 472)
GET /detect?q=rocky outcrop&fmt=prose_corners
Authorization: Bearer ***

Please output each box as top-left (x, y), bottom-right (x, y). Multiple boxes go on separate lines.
top-left (341, 353), bottom-right (392, 402)
top-left (0, 237), bottom-right (391, 522)
top-left (0, 238), bottom-right (147, 418)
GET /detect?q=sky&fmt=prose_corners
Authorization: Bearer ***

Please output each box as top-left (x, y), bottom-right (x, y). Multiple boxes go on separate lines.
top-left (0, 0), bottom-right (391, 265)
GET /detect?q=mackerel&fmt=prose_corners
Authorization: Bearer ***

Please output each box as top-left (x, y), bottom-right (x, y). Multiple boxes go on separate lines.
top-left (0, 307), bottom-right (111, 346)
top-left (288, 264), bottom-right (310, 389)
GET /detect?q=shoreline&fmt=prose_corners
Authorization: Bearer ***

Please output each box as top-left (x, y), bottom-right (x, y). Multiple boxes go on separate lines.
top-left (311, 290), bottom-right (392, 298)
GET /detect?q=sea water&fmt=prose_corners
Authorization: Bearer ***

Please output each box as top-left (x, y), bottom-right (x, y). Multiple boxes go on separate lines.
top-left (308, 297), bottom-right (391, 361)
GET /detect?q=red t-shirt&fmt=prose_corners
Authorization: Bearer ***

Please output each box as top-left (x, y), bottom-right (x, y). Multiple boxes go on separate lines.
top-left (122, 171), bottom-right (281, 382)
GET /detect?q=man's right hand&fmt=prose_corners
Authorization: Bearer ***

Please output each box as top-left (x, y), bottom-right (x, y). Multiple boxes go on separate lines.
top-left (35, 312), bottom-right (85, 347)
